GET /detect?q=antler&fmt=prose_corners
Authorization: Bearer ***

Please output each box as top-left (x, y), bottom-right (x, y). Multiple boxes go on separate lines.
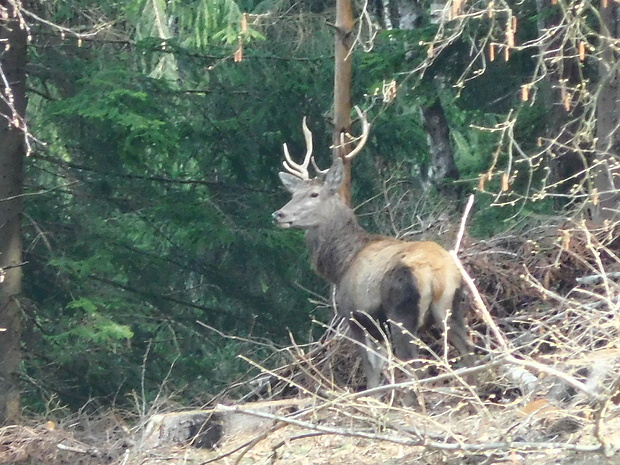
top-left (311, 156), bottom-right (329, 177)
top-left (334, 106), bottom-right (371, 161)
top-left (282, 116), bottom-right (314, 180)
top-left (282, 109), bottom-right (369, 179)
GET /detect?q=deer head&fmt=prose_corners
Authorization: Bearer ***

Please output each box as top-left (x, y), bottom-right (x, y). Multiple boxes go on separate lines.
top-left (272, 107), bottom-right (370, 229)
top-left (272, 158), bottom-right (345, 229)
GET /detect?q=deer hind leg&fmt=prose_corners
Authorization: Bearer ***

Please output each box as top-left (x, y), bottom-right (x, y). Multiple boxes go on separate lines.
top-left (380, 266), bottom-right (427, 406)
top-left (381, 265), bottom-right (424, 363)
top-left (430, 286), bottom-right (472, 364)
top-left (350, 311), bottom-right (388, 390)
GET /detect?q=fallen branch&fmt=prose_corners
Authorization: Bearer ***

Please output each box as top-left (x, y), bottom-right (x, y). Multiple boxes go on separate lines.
top-left (576, 272), bottom-right (620, 285)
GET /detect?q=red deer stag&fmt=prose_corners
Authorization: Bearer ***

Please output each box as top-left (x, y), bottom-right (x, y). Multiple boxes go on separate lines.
top-left (272, 109), bottom-right (471, 390)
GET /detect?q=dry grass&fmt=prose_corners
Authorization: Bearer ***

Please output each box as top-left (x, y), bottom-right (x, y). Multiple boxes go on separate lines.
top-left (0, 410), bottom-right (131, 464)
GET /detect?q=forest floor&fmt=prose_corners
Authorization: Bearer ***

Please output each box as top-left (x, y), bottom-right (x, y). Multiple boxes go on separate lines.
top-left (2, 390), bottom-right (620, 465)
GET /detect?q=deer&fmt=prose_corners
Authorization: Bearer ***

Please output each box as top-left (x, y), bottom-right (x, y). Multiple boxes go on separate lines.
top-left (272, 109), bottom-right (472, 391)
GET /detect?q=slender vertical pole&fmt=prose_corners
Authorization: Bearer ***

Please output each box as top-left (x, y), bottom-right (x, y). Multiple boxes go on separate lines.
top-left (333, 0), bottom-right (354, 205)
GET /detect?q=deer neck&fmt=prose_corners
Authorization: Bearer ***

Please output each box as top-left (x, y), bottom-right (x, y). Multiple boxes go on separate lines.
top-left (305, 206), bottom-right (369, 284)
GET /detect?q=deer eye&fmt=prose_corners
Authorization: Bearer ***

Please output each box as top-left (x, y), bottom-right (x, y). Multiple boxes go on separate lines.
top-left (310, 192), bottom-right (319, 198)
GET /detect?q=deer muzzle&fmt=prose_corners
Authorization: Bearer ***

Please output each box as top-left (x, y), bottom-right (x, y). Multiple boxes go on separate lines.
top-left (272, 210), bottom-right (292, 228)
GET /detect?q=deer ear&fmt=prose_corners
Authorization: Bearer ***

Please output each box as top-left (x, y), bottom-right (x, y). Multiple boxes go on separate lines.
top-left (279, 172), bottom-right (304, 193)
top-left (324, 158), bottom-right (344, 194)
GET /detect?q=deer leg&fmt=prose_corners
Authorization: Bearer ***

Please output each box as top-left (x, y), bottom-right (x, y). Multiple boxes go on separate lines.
top-left (381, 268), bottom-right (427, 407)
top-left (363, 335), bottom-right (386, 390)
top-left (381, 265), bottom-right (423, 363)
top-left (349, 312), bottom-right (387, 390)
top-left (388, 316), bottom-right (418, 362)
top-left (382, 265), bottom-right (430, 398)
top-left (430, 287), bottom-right (473, 365)
top-left (450, 289), bottom-right (476, 369)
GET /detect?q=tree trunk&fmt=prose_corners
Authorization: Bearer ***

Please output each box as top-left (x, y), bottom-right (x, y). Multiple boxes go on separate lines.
top-left (591, 1), bottom-right (620, 224)
top-left (383, 0), bottom-right (460, 196)
top-left (421, 97), bottom-right (460, 194)
top-left (535, 0), bottom-right (587, 208)
top-left (0, 0), bottom-right (27, 424)
top-left (333, 0), bottom-right (354, 205)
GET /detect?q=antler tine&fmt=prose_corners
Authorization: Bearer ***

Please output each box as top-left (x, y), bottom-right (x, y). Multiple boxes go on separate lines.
top-left (282, 144), bottom-right (309, 179)
top-left (301, 116), bottom-right (314, 163)
top-left (311, 156), bottom-right (329, 176)
top-left (344, 106), bottom-right (371, 161)
top-left (282, 116), bottom-right (314, 180)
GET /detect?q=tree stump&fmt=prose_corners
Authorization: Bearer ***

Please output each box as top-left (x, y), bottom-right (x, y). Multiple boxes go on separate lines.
top-left (142, 398), bottom-right (311, 449)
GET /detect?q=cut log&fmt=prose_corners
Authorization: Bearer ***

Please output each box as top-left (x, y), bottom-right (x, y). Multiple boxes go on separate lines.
top-left (142, 410), bottom-right (222, 449)
top-left (142, 398), bottom-right (312, 449)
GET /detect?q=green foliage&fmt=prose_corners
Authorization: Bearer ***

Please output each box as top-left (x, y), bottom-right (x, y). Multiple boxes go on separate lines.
top-left (127, 0), bottom-right (250, 47)
top-left (51, 305), bottom-right (134, 351)
top-left (23, 0), bottom-right (335, 410)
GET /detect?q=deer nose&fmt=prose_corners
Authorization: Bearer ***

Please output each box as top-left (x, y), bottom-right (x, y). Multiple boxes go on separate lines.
top-left (272, 210), bottom-right (285, 223)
